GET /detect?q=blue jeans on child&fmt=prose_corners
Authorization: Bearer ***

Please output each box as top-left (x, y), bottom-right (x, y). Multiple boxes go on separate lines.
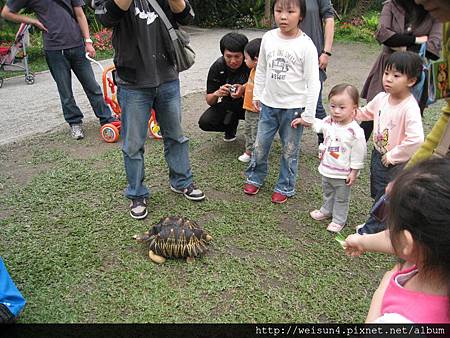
top-left (245, 104), bottom-right (304, 196)
top-left (117, 80), bottom-right (193, 200)
top-left (45, 46), bottom-right (113, 126)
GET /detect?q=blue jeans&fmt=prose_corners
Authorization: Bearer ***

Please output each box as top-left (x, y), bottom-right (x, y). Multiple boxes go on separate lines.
top-left (117, 80), bottom-right (193, 199)
top-left (245, 104), bottom-right (304, 196)
top-left (45, 46), bottom-right (113, 126)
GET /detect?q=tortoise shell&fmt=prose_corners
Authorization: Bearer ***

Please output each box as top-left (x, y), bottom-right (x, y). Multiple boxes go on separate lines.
top-left (134, 216), bottom-right (212, 261)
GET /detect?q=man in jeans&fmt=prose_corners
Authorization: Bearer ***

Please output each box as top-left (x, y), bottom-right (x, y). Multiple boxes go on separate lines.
top-left (1, 0), bottom-right (116, 140)
top-left (95, 0), bottom-right (205, 219)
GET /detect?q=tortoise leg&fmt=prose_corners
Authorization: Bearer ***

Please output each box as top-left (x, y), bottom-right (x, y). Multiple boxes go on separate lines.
top-left (149, 250), bottom-right (166, 264)
top-left (186, 257), bottom-right (195, 264)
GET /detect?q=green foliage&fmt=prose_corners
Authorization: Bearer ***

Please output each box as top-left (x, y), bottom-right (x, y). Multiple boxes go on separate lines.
top-left (84, 6), bottom-right (103, 33)
top-left (335, 12), bottom-right (379, 43)
top-left (190, 0), bottom-right (266, 28)
top-left (362, 11), bottom-right (379, 32)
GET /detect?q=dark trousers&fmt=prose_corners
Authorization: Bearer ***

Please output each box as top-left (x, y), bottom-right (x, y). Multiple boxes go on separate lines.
top-left (359, 149), bottom-right (398, 235)
top-left (45, 46), bottom-right (113, 126)
top-left (198, 100), bottom-right (245, 136)
top-left (316, 81), bottom-right (326, 144)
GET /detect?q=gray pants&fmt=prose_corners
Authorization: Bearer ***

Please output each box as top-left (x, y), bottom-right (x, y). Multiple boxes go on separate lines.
top-left (319, 176), bottom-right (351, 225)
top-left (244, 110), bottom-right (259, 153)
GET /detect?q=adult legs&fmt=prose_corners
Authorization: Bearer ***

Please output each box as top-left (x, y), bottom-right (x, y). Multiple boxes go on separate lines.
top-left (117, 86), bottom-right (153, 199)
top-left (198, 101), bottom-right (244, 137)
top-left (69, 46), bottom-right (114, 125)
top-left (45, 49), bottom-right (84, 126)
top-left (153, 79), bottom-right (193, 190)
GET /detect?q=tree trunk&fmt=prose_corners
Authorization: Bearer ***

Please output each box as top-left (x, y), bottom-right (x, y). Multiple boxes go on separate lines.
top-left (264, 0), bottom-right (271, 22)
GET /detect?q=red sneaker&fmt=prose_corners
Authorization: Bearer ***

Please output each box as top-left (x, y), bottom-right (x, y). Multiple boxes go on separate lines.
top-left (271, 192), bottom-right (288, 204)
top-left (244, 183), bottom-right (260, 195)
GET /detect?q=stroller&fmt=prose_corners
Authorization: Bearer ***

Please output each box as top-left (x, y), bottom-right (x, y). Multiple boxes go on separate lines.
top-left (86, 54), bottom-right (162, 143)
top-left (0, 23), bottom-right (34, 88)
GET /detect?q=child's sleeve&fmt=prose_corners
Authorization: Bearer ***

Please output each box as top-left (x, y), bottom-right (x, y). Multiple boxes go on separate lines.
top-left (252, 35), bottom-right (267, 102)
top-left (313, 117), bottom-right (325, 133)
top-left (301, 42), bottom-right (320, 124)
top-left (350, 129), bottom-right (367, 170)
top-left (355, 93), bottom-right (384, 122)
top-left (385, 104), bottom-right (424, 165)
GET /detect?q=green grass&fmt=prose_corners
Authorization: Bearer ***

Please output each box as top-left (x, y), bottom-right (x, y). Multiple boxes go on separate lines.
top-left (0, 95), bottom-right (443, 323)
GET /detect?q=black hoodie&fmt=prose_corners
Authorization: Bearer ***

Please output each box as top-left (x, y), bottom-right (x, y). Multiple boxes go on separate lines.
top-left (96, 0), bottom-right (194, 87)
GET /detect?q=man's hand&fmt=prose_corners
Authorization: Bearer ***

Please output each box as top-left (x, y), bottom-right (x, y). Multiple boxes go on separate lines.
top-left (230, 84), bottom-right (244, 99)
top-left (85, 42), bottom-right (96, 58)
top-left (215, 84), bottom-right (231, 98)
top-left (319, 53), bottom-right (329, 70)
top-left (31, 18), bottom-right (47, 32)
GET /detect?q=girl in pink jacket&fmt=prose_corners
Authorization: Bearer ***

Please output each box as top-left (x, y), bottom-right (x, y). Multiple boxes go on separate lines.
top-left (356, 51), bottom-right (424, 202)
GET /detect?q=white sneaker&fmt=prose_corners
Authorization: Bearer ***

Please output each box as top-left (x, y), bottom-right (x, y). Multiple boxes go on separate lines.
top-left (71, 124), bottom-right (84, 140)
top-left (238, 152), bottom-right (251, 163)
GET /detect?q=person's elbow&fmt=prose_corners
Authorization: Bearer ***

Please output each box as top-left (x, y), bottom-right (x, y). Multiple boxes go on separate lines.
top-left (1, 5), bottom-right (12, 19)
top-left (73, 6), bottom-right (86, 22)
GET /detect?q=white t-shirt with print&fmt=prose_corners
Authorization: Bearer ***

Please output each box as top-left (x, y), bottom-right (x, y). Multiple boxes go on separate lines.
top-left (253, 29), bottom-right (320, 123)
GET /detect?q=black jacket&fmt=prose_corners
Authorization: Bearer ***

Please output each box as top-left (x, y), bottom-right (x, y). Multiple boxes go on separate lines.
top-left (95, 0), bottom-right (193, 85)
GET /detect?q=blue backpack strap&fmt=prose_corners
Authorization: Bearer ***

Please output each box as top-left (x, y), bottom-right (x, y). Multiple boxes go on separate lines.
top-left (0, 258), bottom-right (26, 322)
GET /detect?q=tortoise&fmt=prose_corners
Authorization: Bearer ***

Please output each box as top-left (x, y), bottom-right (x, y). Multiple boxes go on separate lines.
top-left (133, 216), bottom-right (213, 264)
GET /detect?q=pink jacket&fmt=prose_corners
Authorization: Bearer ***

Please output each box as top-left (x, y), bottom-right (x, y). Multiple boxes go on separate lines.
top-left (356, 92), bottom-right (424, 164)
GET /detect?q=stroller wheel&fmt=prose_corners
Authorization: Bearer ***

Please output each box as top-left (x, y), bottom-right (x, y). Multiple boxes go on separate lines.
top-left (25, 74), bottom-right (34, 85)
top-left (100, 123), bottom-right (120, 143)
top-left (0, 77), bottom-right (3, 88)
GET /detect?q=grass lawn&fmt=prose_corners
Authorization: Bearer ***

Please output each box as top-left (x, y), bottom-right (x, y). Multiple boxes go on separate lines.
top-left (0, 89), bottom-right (443, 323)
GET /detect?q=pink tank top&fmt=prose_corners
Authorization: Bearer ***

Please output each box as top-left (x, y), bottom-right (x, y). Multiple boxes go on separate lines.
top-left (381, 266), bottom-right (450, 323)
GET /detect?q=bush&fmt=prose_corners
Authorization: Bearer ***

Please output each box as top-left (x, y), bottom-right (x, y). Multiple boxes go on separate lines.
top-left (190, 0), bottom-right (266, 28)
top-left (335, 12), bottom-right (379, 43)
top-left (93, 28), bottom-right (112, 52)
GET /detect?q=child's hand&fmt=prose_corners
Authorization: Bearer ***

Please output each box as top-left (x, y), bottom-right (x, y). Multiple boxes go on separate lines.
top-left (381, 154), bottom-right (391, 167)
top-left (343, 234), bottom-right (366, 257)
top-left (346, 169), bottom-right (358, 186)
top-left (291, 118), bottom-right (312, 128)
top-left (253, 100), bottom-right (261, 111)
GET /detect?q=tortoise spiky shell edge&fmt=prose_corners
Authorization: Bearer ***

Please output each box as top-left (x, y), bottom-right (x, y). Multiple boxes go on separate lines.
top-left (133, 216), bottom-right (212, 264)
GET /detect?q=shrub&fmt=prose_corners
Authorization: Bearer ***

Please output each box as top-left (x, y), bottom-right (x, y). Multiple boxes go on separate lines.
top-left (93, 28), bottom-right (112, 52)
top-left (189, 0), bottom-right (266, 28)
top-left (335, 12), bottom-right (379, 43)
